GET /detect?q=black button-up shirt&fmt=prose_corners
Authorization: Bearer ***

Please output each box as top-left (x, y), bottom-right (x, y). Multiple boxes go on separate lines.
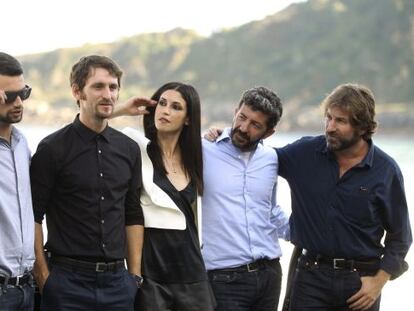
top-left (31, 116), bottom-right (143, 261)
top-left (277, 135), bottom-right (412, 278)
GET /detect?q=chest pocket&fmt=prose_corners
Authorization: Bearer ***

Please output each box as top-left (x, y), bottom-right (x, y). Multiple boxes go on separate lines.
top-left (336, 187), bottom-right (378, 227)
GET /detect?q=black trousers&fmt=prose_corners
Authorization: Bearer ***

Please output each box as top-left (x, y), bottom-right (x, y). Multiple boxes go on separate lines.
top-left (134, 277), bottom-right (216, 311)
top-left (41, 264), bottom-right (137, 311)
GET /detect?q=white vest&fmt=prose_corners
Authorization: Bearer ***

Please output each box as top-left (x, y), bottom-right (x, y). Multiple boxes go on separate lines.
top-left (122, 127), bottom-right (203, 244)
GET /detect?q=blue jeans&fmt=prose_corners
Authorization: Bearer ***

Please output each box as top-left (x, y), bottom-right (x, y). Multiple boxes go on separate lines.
top-left (0, 280), bottom-right (34, 311)
top-left (41, 264), bottom-right (138, 311)
top-left (289, 256), bottom-right (380, 311)
top-left (208, 259), bottom-right (282, 311)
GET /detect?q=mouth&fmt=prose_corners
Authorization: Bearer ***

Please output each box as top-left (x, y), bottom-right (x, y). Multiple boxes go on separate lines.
top-left (158, 117), bottom-right (170, 123)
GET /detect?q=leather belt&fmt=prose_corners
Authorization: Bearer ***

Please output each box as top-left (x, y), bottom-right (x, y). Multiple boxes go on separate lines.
top-left (301, 249), bottom-right (380, 271)
top-left (51, 256), bottom-right (125, 273)
top-left (0, 272), bottom-right (32, 286)
top-left (213, 258), bottom-right (279, 273)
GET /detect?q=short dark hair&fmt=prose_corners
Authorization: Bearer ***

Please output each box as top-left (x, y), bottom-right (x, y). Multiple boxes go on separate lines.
top-left (144, 82), bottom-right (204, 195)
top-left (322, 83), bottom-right (377, 140)
top-left (238, 86), bottom-right (283, 129)
top-left (70, 55), bottom-right (123, 91)
top-left (0, 52), bottom-right (23, 76)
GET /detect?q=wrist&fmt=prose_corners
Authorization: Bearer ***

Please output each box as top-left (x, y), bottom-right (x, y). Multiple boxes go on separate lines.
top-left (133, 274), bottom-right (144, 288)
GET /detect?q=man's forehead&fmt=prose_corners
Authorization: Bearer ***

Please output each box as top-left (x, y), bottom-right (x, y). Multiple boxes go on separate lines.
top-left (0, 74), bottom-right (25, 90)
top-left (327, 105), bottom-right (350, 117)
top-left (86, 67), bottom-right (118, 84)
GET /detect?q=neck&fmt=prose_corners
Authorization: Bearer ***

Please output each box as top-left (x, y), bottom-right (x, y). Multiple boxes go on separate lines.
top-left (0, 123), bottom-right (12, 143)
top-left (79, 114), bottom-right (108, 133)
top-left (157, 132), bottom-right (180, 157)
top-left (334, 138), bottom-right (369, 162)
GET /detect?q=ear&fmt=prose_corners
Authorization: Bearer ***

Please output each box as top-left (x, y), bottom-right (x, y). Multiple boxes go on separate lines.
top-left (262, 128), bottom-right (275, 140)
top-left (72, 84), bottom-right (81, 101)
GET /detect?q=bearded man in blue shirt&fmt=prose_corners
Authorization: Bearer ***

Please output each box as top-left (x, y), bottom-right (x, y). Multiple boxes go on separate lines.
top-left (0, 52), bottom-right (35, 310)
top-left (277, 83), bottom-right (412, 311)
top-left (202, 86), bottom-right (290, 311)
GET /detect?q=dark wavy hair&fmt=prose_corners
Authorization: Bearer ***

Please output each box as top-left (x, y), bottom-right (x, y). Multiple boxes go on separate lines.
top-left (322, 83), bottom-right (377, 140)
top-left (144, 82), bottom-right (203, 195)
top-left (238, 86), bottom-right (283, 130)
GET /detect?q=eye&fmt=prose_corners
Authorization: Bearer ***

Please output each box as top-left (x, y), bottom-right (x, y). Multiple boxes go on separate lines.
top-left (158, 99), bottom-right (167, 106)
top-left (109, 84), bottom-right (119, 91)
top-left (172, 103), bottom-right (183, 111)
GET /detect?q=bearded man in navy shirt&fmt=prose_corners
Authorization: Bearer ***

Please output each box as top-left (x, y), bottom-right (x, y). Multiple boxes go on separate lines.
top-left (277, 83), bottom-right (412, 311)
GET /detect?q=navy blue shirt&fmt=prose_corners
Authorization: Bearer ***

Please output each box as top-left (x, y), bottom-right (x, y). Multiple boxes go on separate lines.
top-left (277, 135), bottom-right (412, 278)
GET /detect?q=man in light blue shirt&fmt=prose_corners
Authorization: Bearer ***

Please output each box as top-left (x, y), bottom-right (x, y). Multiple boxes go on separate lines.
top-left (202, 87), bottom-right (289, 311)
top-left (0, 52), bottom-right (35, 310)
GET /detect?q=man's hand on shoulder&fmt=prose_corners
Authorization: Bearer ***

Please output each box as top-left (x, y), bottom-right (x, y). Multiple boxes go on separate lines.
top-left (203, 127), bottom-right (223, 142)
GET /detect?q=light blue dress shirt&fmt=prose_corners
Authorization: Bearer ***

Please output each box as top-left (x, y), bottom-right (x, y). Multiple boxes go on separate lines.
top-left (0, 126), bottom-right (35, 277)
top-left (202, 128), bottom-right (289, 270)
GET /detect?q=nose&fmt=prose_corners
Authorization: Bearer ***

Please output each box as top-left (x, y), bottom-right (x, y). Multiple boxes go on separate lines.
top-left (238, 121), bottom-right (248, 133)
top-left (102, 86), bottom-right (112, 99)
top-left (325, 118), bottom-right (336, 132)
top-left (13, 96), bottom-right (24, 106)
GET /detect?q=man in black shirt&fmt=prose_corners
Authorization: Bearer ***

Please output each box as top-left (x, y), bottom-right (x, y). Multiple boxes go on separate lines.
top-left (30, 55), bottom-right (145, 310)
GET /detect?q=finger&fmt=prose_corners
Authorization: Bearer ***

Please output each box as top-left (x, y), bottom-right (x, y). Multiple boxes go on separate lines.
top-left (349, 297), bottom-right (366, 310)
top-left (347, 290), bottom-right (363, 304)
top-left (133, 97), bottom-right (157, 106)
top-left (0, 91), bottom-right (6, 105)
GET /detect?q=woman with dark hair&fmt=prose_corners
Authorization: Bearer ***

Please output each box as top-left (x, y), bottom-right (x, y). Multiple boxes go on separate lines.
top-left (117, 82), bottom-right (215, 311)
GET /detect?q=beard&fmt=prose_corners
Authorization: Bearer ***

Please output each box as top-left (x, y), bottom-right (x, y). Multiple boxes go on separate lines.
top-left (0, 109), bottom-right (23, 124)
top-left (326, 131), bottom-right (360, 151)
top-left (230, 127), bottom-right (262, 151)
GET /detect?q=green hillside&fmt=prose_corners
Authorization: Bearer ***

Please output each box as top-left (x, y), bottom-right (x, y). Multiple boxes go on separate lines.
top-left (18, 0), bottom-right (414, 131)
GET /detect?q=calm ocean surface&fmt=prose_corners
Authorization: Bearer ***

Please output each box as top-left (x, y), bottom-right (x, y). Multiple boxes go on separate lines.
top-left (19, 125), bottom-right (413, 311)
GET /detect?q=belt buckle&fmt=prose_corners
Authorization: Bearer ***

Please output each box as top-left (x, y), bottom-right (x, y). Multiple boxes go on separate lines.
top-left (333, 258), bottom-right (345, 269)
top-left (95, 262), bottom-right (106, 272)
top-left (247, 263), bottom-right (259, 272)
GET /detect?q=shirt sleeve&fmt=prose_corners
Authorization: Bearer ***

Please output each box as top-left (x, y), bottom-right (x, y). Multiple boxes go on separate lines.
top-left (270, 181), bottom-right (290, 241)
top-left (30, 140), bottom-right (57, 224)
top-left (125, 147), bottom-right (144, 226)
top-left (380, 168), bottom-right (412, 279)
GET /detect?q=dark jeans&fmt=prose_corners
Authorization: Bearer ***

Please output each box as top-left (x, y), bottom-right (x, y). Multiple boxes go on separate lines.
top-left (41, 264), bottom-right (138, 311)
top-left (135, 277), bottom-right (216, 311)
top-left (208, 259), bottom-right (282, 311)
top-left (289, 256), bottom-right (381, 311)
top-left (0, 280), bottom-right (34, 311)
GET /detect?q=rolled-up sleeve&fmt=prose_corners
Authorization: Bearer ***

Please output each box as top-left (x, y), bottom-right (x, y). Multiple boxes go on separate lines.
top-left (380, 169), bottom-right (412, 279)
top-left (125, 149), bottom-right (144, 226)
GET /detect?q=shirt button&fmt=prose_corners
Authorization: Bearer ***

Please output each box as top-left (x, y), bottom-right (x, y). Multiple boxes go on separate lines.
top-left (102, 243), bottom-right (106, 248)
top-left (99, 173), bottom-right (103, 177)
top-left (101, 196), bottom-right (105, 201)
top-left (98, 150), bottom-right (102, 154)
top-left (101, 219), bottom-right (105, 224)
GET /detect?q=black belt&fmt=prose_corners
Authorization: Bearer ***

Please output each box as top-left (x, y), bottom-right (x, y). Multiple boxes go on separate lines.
top-left (213, 258), bottom-right (279, 273)
top-left (51, 256), bottom-right (125, 273)
top-left (301, 249), bottom-right (379, 271)
top-left (0, 272), bottom-right (32, 286)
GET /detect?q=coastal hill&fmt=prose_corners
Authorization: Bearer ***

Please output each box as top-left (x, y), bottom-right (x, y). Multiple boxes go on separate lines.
top-left (19, 0), bottom-right (414, 133)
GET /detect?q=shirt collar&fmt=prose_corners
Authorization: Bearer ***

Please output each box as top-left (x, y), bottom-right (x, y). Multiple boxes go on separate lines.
top-left (73, 114), bottom-right (111, 143)
top-left (216, 127), bottom-right (265, 146)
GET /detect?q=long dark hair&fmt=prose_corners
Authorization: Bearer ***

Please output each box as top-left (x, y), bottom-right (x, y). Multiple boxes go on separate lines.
top-left (143, 82), bottom-right (203, 195)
